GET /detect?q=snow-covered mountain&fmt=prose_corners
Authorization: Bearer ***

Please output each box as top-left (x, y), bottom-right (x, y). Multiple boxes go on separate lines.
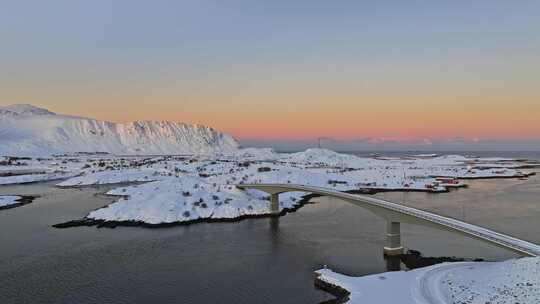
top-left (0, 104), bottom-right (239, 156)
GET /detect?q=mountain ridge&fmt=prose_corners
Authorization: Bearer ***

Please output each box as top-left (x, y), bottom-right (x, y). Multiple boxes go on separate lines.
top-left (0, 104), bottom-right (239, 156)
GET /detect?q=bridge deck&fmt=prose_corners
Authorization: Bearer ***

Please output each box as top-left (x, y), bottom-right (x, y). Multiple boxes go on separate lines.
top-left (237, 184), bottom-right (540, 257)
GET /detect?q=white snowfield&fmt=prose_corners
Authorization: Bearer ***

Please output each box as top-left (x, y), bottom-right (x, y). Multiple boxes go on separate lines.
top-left (316, 257), bottom-right (540, 304)
top-left (0, 104), bottom-right (239, 156)
top-left (0, 196), bottom-right (22, 207)
top-left (87, 178), bottom-right (303, 224)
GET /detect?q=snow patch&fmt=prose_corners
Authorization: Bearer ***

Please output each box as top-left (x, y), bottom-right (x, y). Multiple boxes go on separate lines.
top-left (0, 196), bottom-right (22, 207)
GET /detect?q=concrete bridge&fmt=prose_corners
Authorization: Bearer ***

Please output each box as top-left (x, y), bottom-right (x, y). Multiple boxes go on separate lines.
top-left (236, 183), bottom-right (540, 257)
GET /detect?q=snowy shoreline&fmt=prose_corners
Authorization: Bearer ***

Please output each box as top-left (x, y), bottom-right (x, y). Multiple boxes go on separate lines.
top-left (314, 257), bottom-right (540, 304)
top-left (0, 195), bottom-right (37, 210)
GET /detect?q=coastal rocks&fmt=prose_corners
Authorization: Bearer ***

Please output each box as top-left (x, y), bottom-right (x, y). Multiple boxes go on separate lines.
top-left (398, 250), bottom-right (485, 269)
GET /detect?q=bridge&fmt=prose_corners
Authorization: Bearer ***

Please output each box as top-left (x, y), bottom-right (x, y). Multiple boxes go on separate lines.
top-left (236, 184), bottom-right (540, 257)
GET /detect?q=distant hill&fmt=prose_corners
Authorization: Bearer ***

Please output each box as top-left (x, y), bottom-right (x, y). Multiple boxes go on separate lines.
top-left (0, 104), bottom-right (239, 156)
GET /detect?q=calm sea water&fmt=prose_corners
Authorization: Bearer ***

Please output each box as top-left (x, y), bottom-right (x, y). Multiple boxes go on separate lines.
top-left (0, 168), bottom-right (539, 303)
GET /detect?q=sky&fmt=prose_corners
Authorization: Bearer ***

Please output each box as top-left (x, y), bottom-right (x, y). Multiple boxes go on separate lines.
top-left (1, 1), bottom-right (539, 150)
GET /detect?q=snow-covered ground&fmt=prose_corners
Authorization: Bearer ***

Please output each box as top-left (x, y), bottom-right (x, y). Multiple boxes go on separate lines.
top-left (315, 257), bottom-right (540, 304)
top-left (87, 178), bottom-right (305, 224)
top-left (0, 195), bottom-right (22, 208)
top-left (0, 148), bottom-right (534, 225)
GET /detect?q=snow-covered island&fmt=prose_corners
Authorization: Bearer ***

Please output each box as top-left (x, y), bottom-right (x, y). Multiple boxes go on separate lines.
top-left (315, 257), bottom-right (540, 304)
top-left (0, 147), bottom-right (535, 224)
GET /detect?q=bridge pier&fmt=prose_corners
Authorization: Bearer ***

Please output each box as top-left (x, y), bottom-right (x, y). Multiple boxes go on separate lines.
top-left (270, 193), bottom-right (280, 214)
top-left (237, 184), bottom-right (540, 257)
top-left (383, 221), bottom-right (403, 256)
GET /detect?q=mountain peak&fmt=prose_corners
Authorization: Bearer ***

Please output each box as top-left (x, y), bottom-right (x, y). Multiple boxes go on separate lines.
top-left (0, 104), bottom-right (239, 156)
top-left (0, 104), bottom-right (56, 116)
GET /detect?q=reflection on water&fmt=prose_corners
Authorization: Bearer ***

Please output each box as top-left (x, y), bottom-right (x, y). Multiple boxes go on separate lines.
top-left (0, 173), bottom-right (539, 304)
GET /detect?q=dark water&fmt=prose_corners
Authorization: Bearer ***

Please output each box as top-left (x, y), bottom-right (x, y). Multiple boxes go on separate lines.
top-left (1, 172), bottom-right (539, 304)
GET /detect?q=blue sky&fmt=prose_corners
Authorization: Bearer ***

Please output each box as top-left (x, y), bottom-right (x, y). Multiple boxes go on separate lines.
top-left (1, 1), bottom-right (539, 150)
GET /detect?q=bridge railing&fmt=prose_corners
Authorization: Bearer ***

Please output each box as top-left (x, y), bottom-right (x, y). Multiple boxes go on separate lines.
top-left (237, 183), bottom-right (540, 257)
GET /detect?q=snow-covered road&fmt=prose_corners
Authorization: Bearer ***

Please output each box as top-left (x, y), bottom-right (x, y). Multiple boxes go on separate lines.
top-left (415, 262), bottom-right (478, 304)
top-left (316, 257), bottom-right (540, 304)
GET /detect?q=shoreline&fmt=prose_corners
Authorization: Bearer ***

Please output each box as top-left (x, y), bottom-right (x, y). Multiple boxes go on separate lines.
top-left (0, 195), bottom-right (38, 210)
top-left (314, 273), bottom-right (351, 304)
top-left (313, 250), bottom-right (488, 304)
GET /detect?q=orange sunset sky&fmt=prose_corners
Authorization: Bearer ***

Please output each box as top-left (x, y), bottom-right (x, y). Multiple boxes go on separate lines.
top-left (1, 1), bottom-right (539, 144)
